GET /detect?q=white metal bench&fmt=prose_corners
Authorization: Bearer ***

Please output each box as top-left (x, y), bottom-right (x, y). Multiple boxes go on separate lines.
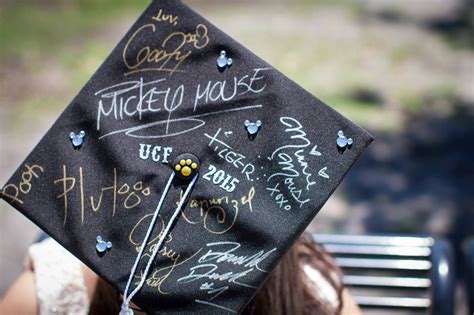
top-left (313, 234), bottom-right (455, 315)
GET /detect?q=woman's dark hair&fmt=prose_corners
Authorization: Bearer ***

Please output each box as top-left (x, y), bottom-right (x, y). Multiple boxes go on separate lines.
top-left (247, 232), bottom-right (344, 315)
top-left (90, 232), bottom-right (344, 315)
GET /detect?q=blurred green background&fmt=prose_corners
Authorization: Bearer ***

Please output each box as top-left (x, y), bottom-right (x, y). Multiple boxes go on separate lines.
top-left (1, 0), bottom-right (473, 312)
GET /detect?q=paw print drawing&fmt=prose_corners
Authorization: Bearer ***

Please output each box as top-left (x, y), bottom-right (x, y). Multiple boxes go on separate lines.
top-left (244, 120), bottom-right (262, 140)
top-left (69, 130), bottom-right (85, 149)
top-left (217, 50), bottom-right (233, 71)
top-left (336, 130), bottom-right (353, 152)
top-left (173, 153), bottom-right (200, 180)
top-left (118, 181), bottom-right (151, 209)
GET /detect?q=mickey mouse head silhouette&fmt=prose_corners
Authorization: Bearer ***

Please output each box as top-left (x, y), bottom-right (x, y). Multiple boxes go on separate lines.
top-left (336, 130), bottom-right (353, 152)
top-left (96, 236), bottom-right (112, 253)
top-left (217, 50), bottom-right (233, 71)
top-left (244, 120), bottom-right (262, 140)
top-left (69, 130), bottom-right (85, 149)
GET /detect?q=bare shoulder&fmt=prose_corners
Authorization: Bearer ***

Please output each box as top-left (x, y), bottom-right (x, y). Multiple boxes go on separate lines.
top-left (0, 270), bottom-right (38, 315)
top-left (341, 288), bottom-right (362, 315)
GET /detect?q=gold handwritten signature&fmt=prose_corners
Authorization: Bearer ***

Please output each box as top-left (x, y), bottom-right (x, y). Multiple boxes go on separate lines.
top-left (152, 9), bottom-right (179, 26)
top-left (179, 187), bottom-right (255, 235)
top-left (1, 164), bottom-right (44, 205)
top-left (123, 23), bottom-right (209, 76)
top-left (129, 214), bottom-right (202, 294)
top-left (53, 165), bottom-right (150, 226)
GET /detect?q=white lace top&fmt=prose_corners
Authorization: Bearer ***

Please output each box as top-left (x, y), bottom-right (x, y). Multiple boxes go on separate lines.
top-left (28, 238), bottom-right (90, 315)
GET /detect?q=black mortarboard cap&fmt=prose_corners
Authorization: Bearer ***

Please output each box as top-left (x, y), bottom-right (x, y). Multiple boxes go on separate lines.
top-left (1, 0), bottom-right (373, 314)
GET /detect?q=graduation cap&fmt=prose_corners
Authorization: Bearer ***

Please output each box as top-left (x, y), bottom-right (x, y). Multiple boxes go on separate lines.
top-left (0, 0), bottom-right (373, 314)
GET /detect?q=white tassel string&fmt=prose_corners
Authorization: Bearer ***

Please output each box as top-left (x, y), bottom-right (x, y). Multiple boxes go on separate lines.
top-left (120, 173), bottom-right (199, 314)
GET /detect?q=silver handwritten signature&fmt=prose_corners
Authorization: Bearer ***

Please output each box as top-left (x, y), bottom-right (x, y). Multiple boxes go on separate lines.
top-left (178, 241), bottom-right (276, 313)
top-left (94, 69), bottom-right (270, 140)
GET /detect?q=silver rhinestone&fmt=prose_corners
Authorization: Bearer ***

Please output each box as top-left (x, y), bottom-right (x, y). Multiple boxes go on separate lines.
top-left (96, 242), bottom-right (107, 253)
top-left (337, 137), bottom-right (348, 148)
top-left (217, 50), bottom-right (232, 69)
top-left (244, 120), bottom-right (262, 136)
top-left (69, 130), bottom-right (85, 148)
top-left (96, 236), bottom-right (112, 253)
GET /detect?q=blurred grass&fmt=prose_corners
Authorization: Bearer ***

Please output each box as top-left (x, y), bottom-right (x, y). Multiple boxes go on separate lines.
top-left (0, 0), bottom-right (151, 120)
top-left (60, 42), bottom-right (113, 88)
top-left (0, 1), bottom-right (365, 120)
top-left (0, 0), bottom-right (471, 130)
top-left (0, 0), bottom-right (150, 60)
top-left (325, 95), bottom-right (397, 130)
top-left (402, 84), bottom-right (458, 114)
